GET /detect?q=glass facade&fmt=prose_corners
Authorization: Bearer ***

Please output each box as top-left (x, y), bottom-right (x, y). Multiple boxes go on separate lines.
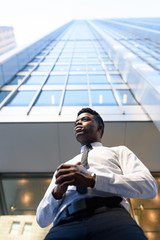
top-left (0, 20), bottom-right (146, 117)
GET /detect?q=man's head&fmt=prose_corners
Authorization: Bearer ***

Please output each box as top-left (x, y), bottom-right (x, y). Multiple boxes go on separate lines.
top-left (74, 108), bottom-right (104, 146)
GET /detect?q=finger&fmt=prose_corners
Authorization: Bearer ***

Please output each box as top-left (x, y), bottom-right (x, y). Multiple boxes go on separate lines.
top-left (76, 161), bottom-right (82, 165)
top-left (57, 164), bottom-right (74, 170)
top-left (56, 174), bottom-right (75, 185)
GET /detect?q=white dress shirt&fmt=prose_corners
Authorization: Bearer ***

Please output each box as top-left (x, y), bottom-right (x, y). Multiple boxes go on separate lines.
top-left (36, 142), bottom-right (158, 228)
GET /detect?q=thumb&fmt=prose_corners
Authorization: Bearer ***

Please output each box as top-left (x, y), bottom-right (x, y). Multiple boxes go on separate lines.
top-left (76, 161), bottom-right (82, 165)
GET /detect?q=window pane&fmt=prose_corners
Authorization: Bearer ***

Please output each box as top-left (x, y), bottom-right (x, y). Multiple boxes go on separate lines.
top-left (88, 74), bottom-right (108, 84)
top-left (10, 222), bottom-right (20, 235)
top-left (42, 57), bottom-right (56, 63)
top-left (7, 91), bottom-right (36, 106)
top-left (67, 75), bottom-right (87, 84)
top-left (31, 57), bottom-right (41, 63)
top-left (53, 64), bottom-right (69, 71)
top-left (109, 74), bottom-right (124, 84)
top-left (91, 90), bottom-right (117, 106)
top-left (7, 75), bottom-right (24, 85)
top-left (116, 90), bottom-right (138, 105)
top-left (70, 65), bottom-right (86, 71)
top-left (24, 75), bottom-right (46, 85)
top-left (87, 64), bottom-right (103, 72)
top-left (46, 75), bottom-right (66, 85)
top-left (35, 65), bottom-right (52, 72)
top-left (23, 223), bottom-right (32, 236)
top-left (105, 64), bottom-right (116, 71)
top-left (86, 58), bottom-right (100, 63)
top-left (0, 91), bottom-right (11, 103)
top-left (22, 65), bottom-right (34, 72)
top-left (63, 90), bottom-right (89, 106)
top-left (71, 57), bottom-right (85, 63)
top-left (35, 90), bottom-right (62, 106)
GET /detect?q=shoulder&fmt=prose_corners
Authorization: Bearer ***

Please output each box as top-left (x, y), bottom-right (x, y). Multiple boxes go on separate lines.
top-left (101, 145), bottom-right (133, 156)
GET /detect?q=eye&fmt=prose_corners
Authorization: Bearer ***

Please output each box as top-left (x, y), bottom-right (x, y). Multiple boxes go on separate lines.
top-left (82, 117), bottom-right (90, 121)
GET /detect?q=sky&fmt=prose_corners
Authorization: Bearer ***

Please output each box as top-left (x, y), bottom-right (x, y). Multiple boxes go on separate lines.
top-left (0, 0), bottom-right (160, 47)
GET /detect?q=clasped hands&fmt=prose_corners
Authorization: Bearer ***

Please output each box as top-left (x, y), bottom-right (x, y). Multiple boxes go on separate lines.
top-left (52, 162), bottom-right (94, 200)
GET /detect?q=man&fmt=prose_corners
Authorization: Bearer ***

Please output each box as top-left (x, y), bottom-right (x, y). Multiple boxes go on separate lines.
top-left (36, 108), bottom-right (157, 240)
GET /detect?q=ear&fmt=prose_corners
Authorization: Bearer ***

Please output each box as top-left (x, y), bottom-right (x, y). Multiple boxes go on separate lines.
top-left (97, 124), bottom-right (103, 135)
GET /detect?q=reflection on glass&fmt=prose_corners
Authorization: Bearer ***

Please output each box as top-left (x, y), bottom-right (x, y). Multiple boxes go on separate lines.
top-left (7, 91), bottom-right (36, 106)
top-left (70, 65), bottom-right (86, 71)
top-left (35, 90), bottom-right (62, 106)
top-left (53, 65), bottom-right (69, 71)
top-left (116, 90), bottom-right (138, 105)
top-left (0, 91), bottom-right (11, 103)
top-left (91, 90), bottom-right (117, 106)
top-left (36, 65), bottom-right (52, 72)
top-left (46, 75), bottom-right (66, 85)
top-left (109, 74), bottom-right (124, 84)
top-left (7, 75), bottom-right (24, 85)
top-left (88, 74), bottom-right (108, 84)
top-left (67, 75), bottom-right (87, 84)
top-left (24, 75), bottom-right (46, 85)
top-left (63, 90), bottom-right (89, 106)
top-left (87, 64), bottom-right (103, 71)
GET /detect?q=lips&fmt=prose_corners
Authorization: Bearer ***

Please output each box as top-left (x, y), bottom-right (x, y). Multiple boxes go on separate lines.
top-left (75, 126), bottom-right (84, 133)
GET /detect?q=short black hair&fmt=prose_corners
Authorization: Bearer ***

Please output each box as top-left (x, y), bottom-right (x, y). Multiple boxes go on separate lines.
top-left (77, 108), bottom-right (104, 137)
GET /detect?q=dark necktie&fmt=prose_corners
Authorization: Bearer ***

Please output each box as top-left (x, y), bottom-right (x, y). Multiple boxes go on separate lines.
top-left (77, 144), bottom-right (92, 194)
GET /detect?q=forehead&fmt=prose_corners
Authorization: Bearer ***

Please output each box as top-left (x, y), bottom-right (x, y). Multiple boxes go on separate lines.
top-left (76, 112), bottom-right (95, 121)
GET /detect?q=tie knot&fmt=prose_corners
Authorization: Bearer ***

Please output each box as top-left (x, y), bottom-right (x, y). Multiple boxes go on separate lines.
top-left (86, 143), bottom-right (92, 150)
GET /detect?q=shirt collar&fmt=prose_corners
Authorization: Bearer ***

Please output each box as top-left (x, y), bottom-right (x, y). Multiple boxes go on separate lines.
top-left (81, 142), bottom-right (102, 153)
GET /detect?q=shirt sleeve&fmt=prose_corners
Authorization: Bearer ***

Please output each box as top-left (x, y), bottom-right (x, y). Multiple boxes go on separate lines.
top-left (36, 172), bottom-right (63, 228)
top-left (94, 146), bottom-right (158, 199)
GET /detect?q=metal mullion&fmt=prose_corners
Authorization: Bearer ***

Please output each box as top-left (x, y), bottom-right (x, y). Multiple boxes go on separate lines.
top-left (58, 44), bottom-right (76, 115)
top-left (91, 37), bottom-right (125, 115)
top-left (26, 40), bottom-right (69, 115)
top-left (0, 46), bottom-right (55, 110)
top-left (85, 53), bottom-right (92, 108)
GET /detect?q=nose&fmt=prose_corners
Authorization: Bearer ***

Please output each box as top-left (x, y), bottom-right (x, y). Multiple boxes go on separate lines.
top-left (75, 119), bottom-right (82, 126)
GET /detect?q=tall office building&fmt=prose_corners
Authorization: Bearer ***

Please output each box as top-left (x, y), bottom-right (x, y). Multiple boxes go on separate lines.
top-left (0, 19), bottom-right (160, 239)
top-left (0, 26), bottom-right (17, 55)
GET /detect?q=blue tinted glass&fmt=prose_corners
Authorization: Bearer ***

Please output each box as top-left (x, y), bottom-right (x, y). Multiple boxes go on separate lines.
top-left (53, 65), bottom-right (69, 71)
top-left (88, 74), bottom-right (108, 84)
top-left (46, 75), bottom-right (66, 85)
top-left (71, 58), bottom-right (85, 63)
top-left (36, 65), bottom-right (52, 71)
top-left (31, 58), bottom-right (41, 62)
top-left (35, 90), bottom-right (62, 106)
top-left (7, 91), bottom-right (36, 106)
top-left (42, 57), bottom-right (56, 63)
top-left (101, 56), bottom-right (110, 62)
top-left (57, 58), bottom-right (71, 63)
top-left (7, 75), bottom-right (24, 85)
top-left (0, 91), bottom-right (10, 103)
top-left (105, 64), bottom-right (116, 71)
top-left (68, 75), bottom-right (87, 84)
top-left (24, 75), bottom-right (46, 85)
top-left (116, 90), bottom-right (138, 105)
top-left (86, 58), bottom-right (100, 63)
top-left (87, 64), bottom-right (103, 71)
top-left (91, 90), bottom-right (117, 106)
top-left (109, 74), bottom-right (124, 84)
top-left (22, 65), bottom-right (34, 71)
top-left (63, 90), bottom-right (88, 106)
top-left (70, 65), bottom-right (86, 71)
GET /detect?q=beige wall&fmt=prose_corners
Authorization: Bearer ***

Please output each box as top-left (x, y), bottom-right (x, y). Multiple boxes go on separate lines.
top-left (0, 215), bottom-right (51, 240)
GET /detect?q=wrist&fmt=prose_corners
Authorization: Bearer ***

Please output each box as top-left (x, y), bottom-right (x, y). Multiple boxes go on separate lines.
top-left (52, 186), bottom-right (64, 200)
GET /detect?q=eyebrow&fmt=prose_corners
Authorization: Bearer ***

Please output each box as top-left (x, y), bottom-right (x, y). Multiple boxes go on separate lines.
top-left (74, 116), bottom-right (91, 124)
